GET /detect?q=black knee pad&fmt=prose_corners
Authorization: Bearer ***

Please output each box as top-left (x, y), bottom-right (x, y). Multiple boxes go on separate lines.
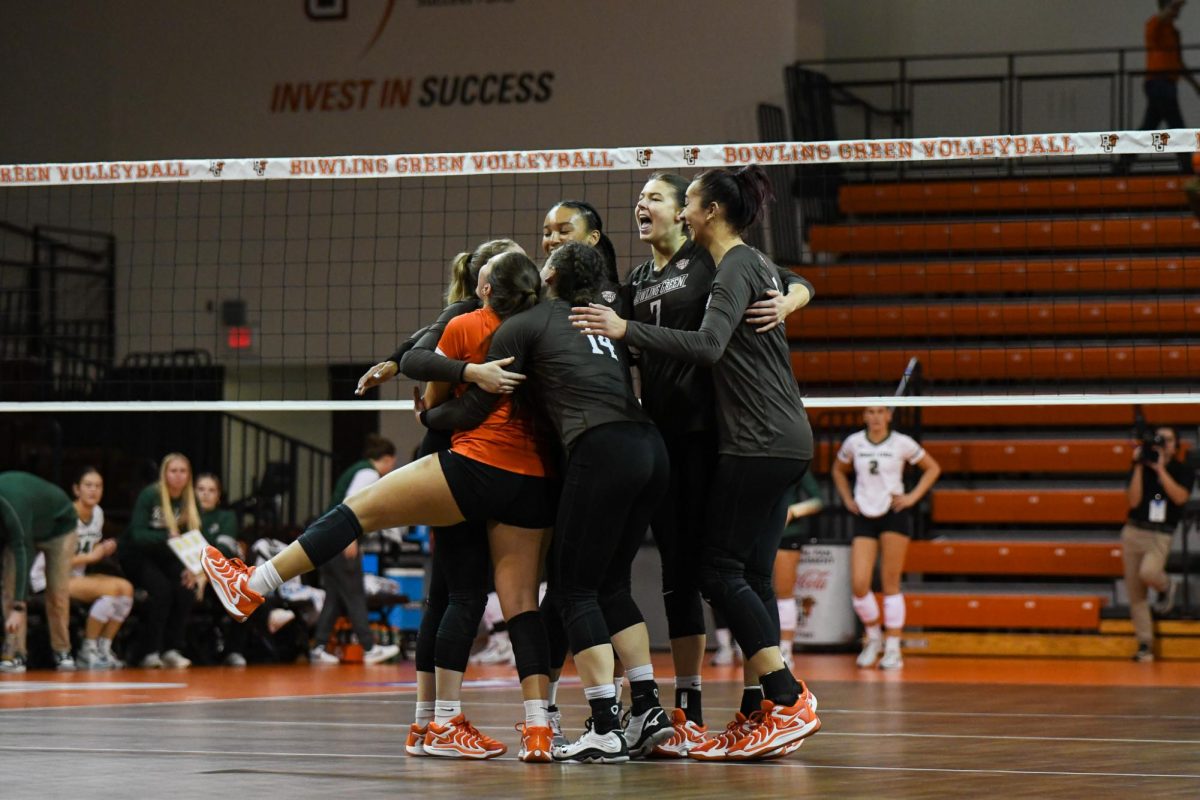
top-left (747, 573), bottom-right (775, 605)
top-left (663, 589), bottom-right (707, 640)
top-left (562, 589), bottom-right (609, 655)
top-left (297, 504), bottom-right (363, 566)
top-left (749, 578), bottom-right (779, 633)
top-left (540, 591), bottom-right (570, 670)
top-left (434, 590), bottom-right (487, 673)
top-left (598, 590), bottom-right (644, 637)
top-left (416, 568), bottom-right (449, 673)
top-left (507, 610), bottom-right (550, 680)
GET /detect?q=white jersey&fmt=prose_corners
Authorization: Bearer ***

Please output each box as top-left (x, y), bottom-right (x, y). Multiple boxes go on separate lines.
top-left (836, 430), bottom-right (925, 518)
top-left (29, 505), bottom-right (105, 591)
top-left (74, 506), bottom-right (105, 577)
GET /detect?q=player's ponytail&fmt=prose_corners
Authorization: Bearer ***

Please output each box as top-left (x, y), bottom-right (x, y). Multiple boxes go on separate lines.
top-left (694, 165), bottom-right (774, 233)
top-left (445, 251), bottom-right (473, 303)
top-left (487, 251), bottom-right (542, 319)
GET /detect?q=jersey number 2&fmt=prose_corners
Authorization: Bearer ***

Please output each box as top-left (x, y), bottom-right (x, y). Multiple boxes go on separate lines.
top-left (868, 459), bottom-right (880, 475)
top-left (587, 334), bottom-right (618, 360)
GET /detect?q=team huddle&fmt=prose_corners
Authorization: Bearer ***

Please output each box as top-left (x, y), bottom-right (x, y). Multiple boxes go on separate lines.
top-left (200, 164), bottom-right (937, 764)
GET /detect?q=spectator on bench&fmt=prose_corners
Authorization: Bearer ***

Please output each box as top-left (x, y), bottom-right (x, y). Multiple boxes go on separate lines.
top-left (118, 453), bottom-right (202, 669)
top-left (0, 471), bottom-right (79, 672)
top-left (1125, 427), bottom-right (1195, 662)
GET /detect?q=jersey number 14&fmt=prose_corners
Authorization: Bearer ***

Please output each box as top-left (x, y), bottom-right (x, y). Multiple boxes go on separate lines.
top-left (586, 334), bottom-right (618, 360)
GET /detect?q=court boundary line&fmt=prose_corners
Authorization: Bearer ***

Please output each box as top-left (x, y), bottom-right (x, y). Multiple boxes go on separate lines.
top-left (1, 744), bottom-right (1198, 781)
top-left (4, 713), bottom-right (1199, 746)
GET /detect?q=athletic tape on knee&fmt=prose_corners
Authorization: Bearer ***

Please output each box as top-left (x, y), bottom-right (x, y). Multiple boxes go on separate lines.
top-left (109, 594), bottom-right (133, 622)
top-left (88, 595), bottom-right (115, 623)
top-left (507, 609), bottom-right (551, 680)
top-left (883, 593), bottom-right (905, 631)
top-left (777, 597), bottom-right (797, 633)
top-left (297, 504), bottom-right (363, 566)
top-left (852, 592), bottom-right (880, 625)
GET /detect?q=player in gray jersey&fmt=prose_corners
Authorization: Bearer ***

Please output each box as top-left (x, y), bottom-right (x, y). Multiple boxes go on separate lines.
top-left (572, 165), bottom-right (819, 761)
top-left (617, 172), bottom-right (814, 756)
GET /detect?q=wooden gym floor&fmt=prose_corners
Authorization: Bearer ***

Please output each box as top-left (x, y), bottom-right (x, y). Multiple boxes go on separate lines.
top-left (3, 653), bottom-right (1199, 799)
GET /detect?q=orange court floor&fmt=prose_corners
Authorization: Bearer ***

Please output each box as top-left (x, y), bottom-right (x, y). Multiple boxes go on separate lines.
top-left (3, 652), bottom-right (1199, 799)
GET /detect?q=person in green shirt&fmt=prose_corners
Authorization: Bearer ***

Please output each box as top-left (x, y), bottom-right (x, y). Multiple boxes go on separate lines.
top-left (196, 472), bottom-right (250, 666)
top-left (310, 434), bottom-right (400, 667)
top-left (0, 471), bottom-right (79, 672)
top-left (774, 471), bottom-right (825, 671)
top-left (196, 473), bottom-right (240, 559)
top-left (117, 453), bottom-right (202, 669)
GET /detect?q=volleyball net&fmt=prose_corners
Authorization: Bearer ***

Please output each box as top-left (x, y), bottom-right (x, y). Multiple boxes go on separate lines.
top-left (2, 127), bottom-right (1199, 413)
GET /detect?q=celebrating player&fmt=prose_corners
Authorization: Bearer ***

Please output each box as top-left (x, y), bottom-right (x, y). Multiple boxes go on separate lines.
top-left (570, 166), bottom-right (821, 761)
top-left (623, 171), bottom-right (814, 756)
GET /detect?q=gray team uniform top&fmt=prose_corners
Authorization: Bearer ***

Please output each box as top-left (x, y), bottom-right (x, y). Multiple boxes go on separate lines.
top-left (623, 244), bottom-right (813, 461)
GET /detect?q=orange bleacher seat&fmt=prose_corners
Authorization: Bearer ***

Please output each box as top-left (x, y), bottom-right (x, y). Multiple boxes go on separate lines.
top-left (805, 405), bottom-right (1200, 430)
top-left (809, 216), bottom-right (1200, 255)
top-left (839, 176), bottom-right (1188, 215)
top-left (808, 438), bottom-right (1132, 475)
top-left (902, 592), bottom-right (1104, 630)
top-left (932, 488), bottom-right (1127, 525)
top-left (792, 343), bottom-right (1200, 383)
top-left (799, 257), bottom-right (1200, 298)
top-left (924, 439), bottom-right (1133, 474)
top-left (788, 298), bottom-right (1200, 340)
top-left (904, 540), bottom-right (1124, 577)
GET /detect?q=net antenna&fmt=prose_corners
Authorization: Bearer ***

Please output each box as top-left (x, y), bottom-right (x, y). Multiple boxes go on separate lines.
top-left (890, 357), bottom-right (923, 440)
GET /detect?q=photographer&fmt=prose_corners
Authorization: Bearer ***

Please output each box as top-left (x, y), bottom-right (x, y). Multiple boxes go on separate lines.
top-left (1123, 426), bottom-right (1195, 663)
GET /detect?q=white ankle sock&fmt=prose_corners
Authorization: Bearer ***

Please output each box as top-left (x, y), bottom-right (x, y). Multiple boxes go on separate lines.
top-left (866, 623), bottom-right (883, 643)
top-left (434, 700), bottom-right (461, 725)
top-left (675, 674), bottom-right (702, 691)
top-left (524, 699), bottom-right (549, 728)
top-left (415, 701), bottom-right (435, 727)
top-left (247, 560), bottom-right (283, 596)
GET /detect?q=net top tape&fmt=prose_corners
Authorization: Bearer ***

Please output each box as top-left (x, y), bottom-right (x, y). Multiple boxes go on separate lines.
top-left (2, 393), bottom-right (1196, 413)
top-left (2, 128), bottom-right (1198, 187)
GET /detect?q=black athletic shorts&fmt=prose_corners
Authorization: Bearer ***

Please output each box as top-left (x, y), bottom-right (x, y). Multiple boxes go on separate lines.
top-left (778, 534), bottom-right (805, 551)
top-left (438, 449), bottom-right (557, 529)
top-left (852, 510), bottom-right (913, 539)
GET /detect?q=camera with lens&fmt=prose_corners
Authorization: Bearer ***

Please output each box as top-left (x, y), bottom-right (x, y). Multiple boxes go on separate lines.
top-left (1139, 431), bottom-right (1166, 466)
